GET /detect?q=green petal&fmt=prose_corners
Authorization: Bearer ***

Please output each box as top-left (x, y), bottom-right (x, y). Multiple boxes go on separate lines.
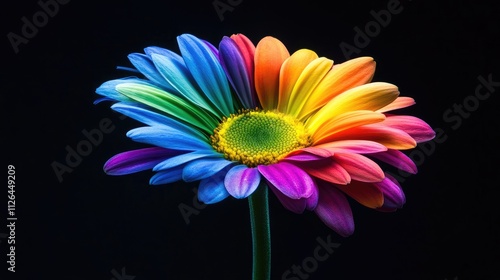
top-left (116, 83), bottom-right (218, 134)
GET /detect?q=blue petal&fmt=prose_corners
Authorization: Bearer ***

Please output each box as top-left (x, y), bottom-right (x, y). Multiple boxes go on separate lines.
top-left (126, 126), bottom-right (212, 151)
top-left (150, 53), bottom-right (219, 116)
top-left (182, 157), bottom-right (235, 182)
top-left (111, 102), bottom-right (206, 140)
top-left (177, 34), bottom-right (234, 116)
top-left (150, 165), bottom-right (184, 185)
top-left (198, 167), bottom-right (231, 204)
top-left (219, 36), bottom-right (255, 108)
top-left (95, 78), bottom-right (143, 102)
top-left (128, 53), bottom-right (178, 93)
top-left (153, 151), bottom-right (220, 171)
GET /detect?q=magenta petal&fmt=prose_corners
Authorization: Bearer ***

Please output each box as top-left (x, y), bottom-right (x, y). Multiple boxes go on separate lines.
top-left (370, 149), bottom-right (418, 174)
top-left (104, 147), bottom-right (181, 175)
top-left (258, 162), bottom-right (315, 199)
top-left (376, 174), bottom-right (406, 209)
top-left (224, 165), bottom-right (261, 199)
top-left (314, 181), bottom-right (355, 237)
top-left (268, 185), bottom-right (307, 214)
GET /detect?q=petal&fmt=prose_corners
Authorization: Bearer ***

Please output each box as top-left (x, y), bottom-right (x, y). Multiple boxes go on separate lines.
top-left (376, 174), bottom-right (406, 209)
top-left (95, 78), bottom-right (146, 103)
top-left (224, 165), bottom-right (261, 198)
top-left (177, 34), bottom-right (233, 116)
top-left (219, 36), bottom-right (256, 108)
top-left (377, 97), bottom-right (415, 113)
top-left (293, 157), bottom-right (351, 185)
top-left (369, 149), bottom-right (417, 174)
top-left (299, 57), bottom-right (376, 119)
top-left (382, 115), bottom-right (436, 143)
top-left (111, 102), bottom-right (206, 140)
top-left (314, 140), bottom-right (388, 154)
top-left (314, 181), bottom-right (355, 237)
top-left (306, 82), bottom-right (399, 132)
top-left (116, 83), bottom-right (218, 134)
top-left (104, 147), bottom-right (181, 175)
top-left (126, 126), bottom-right (213, 151)
top-left (268, 184), bottom-right (307, 214)
top-left (257, 162), bottom-right (315, 199)
top-left (153, 151), bottom-right (220, 171)
top-left (335, 180), bottom-right (384, 209)
top-left (149, 53), bottom-right (220, 116)
top-left (149, 165), bottom-right (184, 185)
top-left (277, 49), bottom-right (319, 112)
top-left (312, 110), bottom-right (386, 144)
top-left (198, 167), bottom-right (231, 204)
top-left (287, 57), bottom-right (334, 116)
top-left (315, 124), bottom-right (417, 150)
top-left (254, 36), bottom-right (290, 110)
top-left (182, 158), bottom-right (235, 182)
top-left (333, 153), bottom-right (385, 183)
top-left (127, 53), bottom-right (178, 93)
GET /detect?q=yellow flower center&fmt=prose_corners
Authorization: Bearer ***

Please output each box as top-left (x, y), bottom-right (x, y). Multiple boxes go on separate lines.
top-left (211, 109), bottom-right (311, 167)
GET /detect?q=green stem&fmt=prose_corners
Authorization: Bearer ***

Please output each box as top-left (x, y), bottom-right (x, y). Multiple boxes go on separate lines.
top-left (248, 184), bottom-right (271, 280)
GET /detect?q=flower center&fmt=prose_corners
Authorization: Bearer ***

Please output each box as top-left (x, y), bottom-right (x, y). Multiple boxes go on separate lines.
top-left (211, 109), bottom-right (311, 167)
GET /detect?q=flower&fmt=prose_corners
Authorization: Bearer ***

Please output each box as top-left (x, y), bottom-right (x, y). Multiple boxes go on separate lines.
top-left (96, 33), bottom-right (435, 237)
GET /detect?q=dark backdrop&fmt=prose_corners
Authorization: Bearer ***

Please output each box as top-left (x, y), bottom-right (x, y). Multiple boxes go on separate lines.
top-left (2, 0), bottom-right (499, 279)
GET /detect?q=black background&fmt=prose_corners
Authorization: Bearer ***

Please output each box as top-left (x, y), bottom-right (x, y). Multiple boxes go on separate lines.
top-left (2, 0), bottom-right (500, 279)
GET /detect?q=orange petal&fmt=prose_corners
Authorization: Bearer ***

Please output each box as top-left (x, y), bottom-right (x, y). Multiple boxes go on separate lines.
top-left (298, 57), bottom-right (376, 120)
top-left (377, 97), bottom-right (415, 113)
top-left (315, 124), bottom-right (417, 149)
top-left (306, 82), bottom-right (399, 132)
top-left (298, 158), bottom-right (351, 185)
top-left (254, 36), bottom-right (290, 110)
top-left (333, 153), bottom-right (385, 183)
top-left (277, 49), bottom-right (318, 112)
top-left (312, 110), bottom-right (386, 144)
top-left (335, 180), bottom-right (384, 209)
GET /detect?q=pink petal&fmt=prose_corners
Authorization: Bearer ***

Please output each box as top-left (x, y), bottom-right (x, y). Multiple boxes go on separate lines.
top-left (314, 140), bottom-right (388, 154)
top-left (314, 181), bottom-right (355, 237)
top-left (258, 162), bottom-right (315, 199)
top-left (293, 158), bottom-right (351, 185)
top-left (333, 153), bottom-right (385, 182)
top-left (382, 115), bottom-right (435, 143)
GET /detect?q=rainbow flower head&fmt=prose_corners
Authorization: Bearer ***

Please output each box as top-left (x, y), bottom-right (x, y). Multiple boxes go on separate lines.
top-left (96, 33), bottom-right (435, 237)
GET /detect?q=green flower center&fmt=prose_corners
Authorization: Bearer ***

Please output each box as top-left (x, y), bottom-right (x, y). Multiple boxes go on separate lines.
top-left (211, 110), bottom-right (312, 167)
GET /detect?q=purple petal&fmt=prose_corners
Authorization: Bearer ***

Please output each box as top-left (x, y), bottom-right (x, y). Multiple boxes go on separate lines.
top-left (257, 162), bottom-right (315, 199)
top-left (376, 174), bottom-right (406, 209)
top-left (314, 181), bottom-right (355, 237)
top-left (370, 149), bottom-right (417, 174)
top-left (219, 37), bottom-right (255, 108)
top-left (269, 185), bottom-right (307, 214)
top-left (224, 165), bottom-right (261, 199)
top-left (104, 147), bottom-right (181, 175)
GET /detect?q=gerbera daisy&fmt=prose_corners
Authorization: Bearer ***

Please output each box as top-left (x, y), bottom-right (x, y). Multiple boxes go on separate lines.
top-left (96, 33), bottom-right (434, 278)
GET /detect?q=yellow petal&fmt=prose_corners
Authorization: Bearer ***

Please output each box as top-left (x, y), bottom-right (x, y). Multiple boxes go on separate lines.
top-left (298, 57), bottom-right (376, 120)
top-left (254, 36), bottom-right (290, 110)
top-left (277, 49), bottom-right (318, 112)
top-left (286, 57), bottom-right (333, 116)
top-left (306, 82), bottom-right (399, 133)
